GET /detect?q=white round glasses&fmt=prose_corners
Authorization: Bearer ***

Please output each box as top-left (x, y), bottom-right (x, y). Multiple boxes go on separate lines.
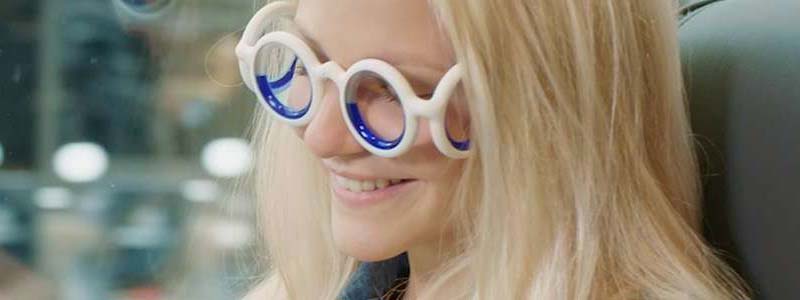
top-left (235, 1), bottom-right (471, 158)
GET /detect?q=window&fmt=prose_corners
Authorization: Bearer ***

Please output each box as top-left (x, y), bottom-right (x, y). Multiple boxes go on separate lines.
top-left (0, 1), bottom-right (261, 299)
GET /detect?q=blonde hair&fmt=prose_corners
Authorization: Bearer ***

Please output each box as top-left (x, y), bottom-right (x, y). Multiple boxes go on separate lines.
top-left (245, 0), bottom-right (751, 299)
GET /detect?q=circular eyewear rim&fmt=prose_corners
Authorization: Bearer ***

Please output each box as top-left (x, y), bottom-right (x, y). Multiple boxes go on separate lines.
top-left (236, 4), bottom-right (470, 159)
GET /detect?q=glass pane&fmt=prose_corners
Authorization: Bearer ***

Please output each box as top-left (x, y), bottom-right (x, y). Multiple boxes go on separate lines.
top-left (345, 71), bottom-right (405, 143)
top-left (254, 43), bottom-right (312, 115)
top-left (0, 0), bottom-right (261, 299)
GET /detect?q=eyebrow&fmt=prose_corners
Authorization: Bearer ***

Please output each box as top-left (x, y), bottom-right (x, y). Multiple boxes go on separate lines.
top-left (288, 22), bottom-right (447, 93)
top-left (286, 22), bottom-right (330, 61)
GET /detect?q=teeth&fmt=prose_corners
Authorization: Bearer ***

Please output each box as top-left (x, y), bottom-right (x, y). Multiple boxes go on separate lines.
top-left (347, 179), bottom-right (362, 193)
top-left (361, 180), bottom-right (376, 192)
top-left (376, 179), bottom-right (389, 189)
top-left (334, 175), bottom-right (406, 193)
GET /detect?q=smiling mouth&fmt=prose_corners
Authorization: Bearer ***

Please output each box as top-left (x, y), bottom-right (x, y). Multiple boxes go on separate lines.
top-left (332, 174), bottom-right (415, 193)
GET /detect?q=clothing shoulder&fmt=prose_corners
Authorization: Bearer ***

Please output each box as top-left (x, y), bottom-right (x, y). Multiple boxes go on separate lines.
top-left (340, 253), bottom-right (410, 300)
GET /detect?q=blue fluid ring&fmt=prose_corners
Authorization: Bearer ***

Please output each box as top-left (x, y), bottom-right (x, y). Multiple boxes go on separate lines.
top-left (255, 58), bottom-right (310, 119)
top-left (345, 102), bottom-right (404, 150)
top-left (121, 0), bottom-right (171, 13)
top-left (446, 129), bottom-right (470, 151)
top-left (269, 58), bottom-right (297, 92)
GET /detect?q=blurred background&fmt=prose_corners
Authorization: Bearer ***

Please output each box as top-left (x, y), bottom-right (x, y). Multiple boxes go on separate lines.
top-left (0, 0), bottom-right (264, 299)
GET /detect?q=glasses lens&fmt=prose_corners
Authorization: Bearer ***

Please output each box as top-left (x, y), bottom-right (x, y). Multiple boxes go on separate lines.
top-left (444, 83), bottom-right (470, 150)
top-left (344, 71), bottom-right (405, 147)
top-left (254, 43), bottom-right (312, 118)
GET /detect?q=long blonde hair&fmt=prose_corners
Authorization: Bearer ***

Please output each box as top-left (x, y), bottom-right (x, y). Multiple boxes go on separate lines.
top-left (245, 0), bottom-right (750, 299)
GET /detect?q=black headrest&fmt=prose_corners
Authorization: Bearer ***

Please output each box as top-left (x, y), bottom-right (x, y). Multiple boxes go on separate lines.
top-left (679, 0), bottom-right (800, 299)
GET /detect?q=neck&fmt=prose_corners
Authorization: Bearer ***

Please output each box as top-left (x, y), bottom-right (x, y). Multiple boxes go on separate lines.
top-left (402, 235), bottom-right (463, 299)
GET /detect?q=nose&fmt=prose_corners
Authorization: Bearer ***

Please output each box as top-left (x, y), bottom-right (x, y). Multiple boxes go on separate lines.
top-left (300, 81), bottom-right (364, 158)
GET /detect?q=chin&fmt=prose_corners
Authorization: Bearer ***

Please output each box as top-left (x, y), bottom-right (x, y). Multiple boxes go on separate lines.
top-left (330, 209), bottom-right (408, 262)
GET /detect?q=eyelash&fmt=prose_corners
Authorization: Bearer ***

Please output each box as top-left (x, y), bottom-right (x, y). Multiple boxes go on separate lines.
top-left (375, 82), bottom-right (397, 102)
top-left (294, 64), bottom-right (308, 76)
top-left (376, 86), bottom-right (433, 103)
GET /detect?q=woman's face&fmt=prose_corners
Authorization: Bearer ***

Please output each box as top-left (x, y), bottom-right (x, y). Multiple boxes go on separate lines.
top-left (294, 0), bottom-right (467, 261)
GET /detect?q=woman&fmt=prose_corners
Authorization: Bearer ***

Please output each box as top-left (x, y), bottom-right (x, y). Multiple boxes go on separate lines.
top-left (236, 0), bottom-right (750, 298)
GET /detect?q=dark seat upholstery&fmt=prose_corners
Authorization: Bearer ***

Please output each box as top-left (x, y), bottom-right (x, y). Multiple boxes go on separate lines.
top-left (679, 0), bottom-right (800, 299)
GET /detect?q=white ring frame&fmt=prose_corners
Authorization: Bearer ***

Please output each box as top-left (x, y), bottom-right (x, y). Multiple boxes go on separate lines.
top-left (235, 1), bottom-right (470, 159)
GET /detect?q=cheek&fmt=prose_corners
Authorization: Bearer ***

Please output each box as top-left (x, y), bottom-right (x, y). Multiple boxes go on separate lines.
top-left (360, 99), bottom-right (405, 141)
top-left (406, 121), bottom-right (454, 171)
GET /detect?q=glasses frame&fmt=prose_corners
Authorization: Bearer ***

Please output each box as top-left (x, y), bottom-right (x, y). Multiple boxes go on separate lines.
top-left (235, 1), bottom-right (470, 158)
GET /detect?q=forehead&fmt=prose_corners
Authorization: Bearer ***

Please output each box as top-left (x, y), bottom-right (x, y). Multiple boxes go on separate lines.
top-left (294, 0), bottom-right (453, 71)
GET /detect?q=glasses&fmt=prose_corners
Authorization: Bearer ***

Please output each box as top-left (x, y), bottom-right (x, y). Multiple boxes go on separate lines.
top-left (235, 1), bottom-right (471, 158)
